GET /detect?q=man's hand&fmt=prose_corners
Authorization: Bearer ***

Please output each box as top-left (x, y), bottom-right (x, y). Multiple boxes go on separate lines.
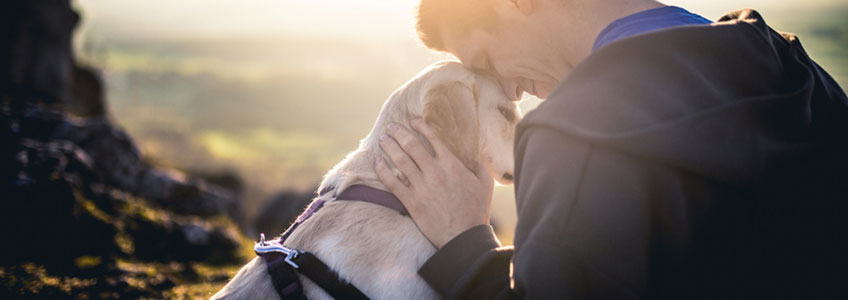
top-left (375, 119), bottom-right (494, 248)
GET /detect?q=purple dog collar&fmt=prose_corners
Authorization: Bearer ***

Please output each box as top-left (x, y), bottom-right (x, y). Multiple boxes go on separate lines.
top-left (333, 184), bottom-right (408, 216)
top-left (276, 184), bottom-right (407, 244)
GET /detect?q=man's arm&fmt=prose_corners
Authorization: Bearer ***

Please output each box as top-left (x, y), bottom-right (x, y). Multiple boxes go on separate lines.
top-left (413, 123), bottom-right (656, 298)
top-left (414, 122), bottom-right (598, 299)
top-left (377, 119), bottom-right (662, 298)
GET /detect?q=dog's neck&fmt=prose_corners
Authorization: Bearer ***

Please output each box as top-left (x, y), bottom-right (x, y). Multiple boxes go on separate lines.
top-left (316, 147), bottom-right (389, 202)
top-left (316, 90), bottom-right (429, 202)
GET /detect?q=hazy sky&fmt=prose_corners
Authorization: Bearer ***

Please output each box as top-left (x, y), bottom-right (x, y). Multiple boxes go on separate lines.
top-left (77, 0), bottom-right (845, 41)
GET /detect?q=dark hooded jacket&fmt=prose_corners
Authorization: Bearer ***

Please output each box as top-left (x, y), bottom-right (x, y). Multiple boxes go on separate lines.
top-left (418, 9), bottom-right (848, 299)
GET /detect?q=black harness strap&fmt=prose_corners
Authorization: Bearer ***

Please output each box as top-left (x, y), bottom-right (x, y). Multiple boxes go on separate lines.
top-left (262, 252), bottom-right (307, 300)
top-left (257, 184), bottom-right (407, 300)
top-left (291, 251), bottom-right (369, 300)
top-left (258, 241), bottom-right (369, 300)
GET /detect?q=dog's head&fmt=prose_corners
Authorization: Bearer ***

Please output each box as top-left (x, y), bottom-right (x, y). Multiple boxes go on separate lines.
top-left (411, 61), bottom-right (521, 184)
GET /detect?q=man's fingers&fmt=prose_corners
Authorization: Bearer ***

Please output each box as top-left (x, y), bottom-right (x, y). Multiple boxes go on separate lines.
top-left (378, 134), bottom-right (423, 184)
top-left (411, 119), bottom-right (473, 178)
top-left (386, 123), bottom-right (436, 171)
top-left (410, 119), bottom-right (452, 158)
top-left (375, 157), bottom-right (413, 200)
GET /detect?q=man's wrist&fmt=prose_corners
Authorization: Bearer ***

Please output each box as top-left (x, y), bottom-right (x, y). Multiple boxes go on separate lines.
top-left (419, 224), bottom-right (501, 295)
top-left (436, 220), bottom-right (488, 249)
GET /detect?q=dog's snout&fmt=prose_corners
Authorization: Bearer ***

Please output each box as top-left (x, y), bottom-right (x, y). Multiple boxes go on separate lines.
top-left (502, 173), bottom-right (514, 181)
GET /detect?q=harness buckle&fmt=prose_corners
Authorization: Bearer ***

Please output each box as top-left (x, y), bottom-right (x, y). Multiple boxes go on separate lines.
top-left (284, 250), bottom-right (300, 269)
top-left (255, 233), bottom-right (302, 268)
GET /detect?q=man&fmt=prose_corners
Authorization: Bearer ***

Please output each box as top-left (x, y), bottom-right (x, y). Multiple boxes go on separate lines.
top-left (375, 0), bottom-right (848, 298)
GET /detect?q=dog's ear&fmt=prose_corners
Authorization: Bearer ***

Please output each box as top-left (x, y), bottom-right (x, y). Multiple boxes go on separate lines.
top-left (422, 81), bottom-right (480, 172)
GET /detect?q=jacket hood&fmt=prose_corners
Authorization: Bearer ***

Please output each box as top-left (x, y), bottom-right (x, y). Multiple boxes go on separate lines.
top-left (518, 9), bottom-right (848, 185)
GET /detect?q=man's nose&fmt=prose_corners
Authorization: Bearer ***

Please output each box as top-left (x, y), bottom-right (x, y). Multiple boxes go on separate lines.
top-left (498, 77), bottom-right (522, 101)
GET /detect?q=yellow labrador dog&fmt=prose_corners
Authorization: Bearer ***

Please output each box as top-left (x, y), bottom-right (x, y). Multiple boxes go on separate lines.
top-left (212, 61), bottom-right (521, 299)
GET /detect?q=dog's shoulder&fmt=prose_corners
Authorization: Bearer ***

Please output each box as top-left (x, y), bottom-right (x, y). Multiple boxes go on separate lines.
top-left (284, 201), bottom-right (439, 299)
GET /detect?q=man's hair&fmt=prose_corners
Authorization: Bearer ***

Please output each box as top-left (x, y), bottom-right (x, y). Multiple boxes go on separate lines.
top-left (415, 0), bottom-right (498, 51)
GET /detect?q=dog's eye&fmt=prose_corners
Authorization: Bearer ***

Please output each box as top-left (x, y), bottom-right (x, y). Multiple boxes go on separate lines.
top-left (498, 106), bottom-right (515, 122)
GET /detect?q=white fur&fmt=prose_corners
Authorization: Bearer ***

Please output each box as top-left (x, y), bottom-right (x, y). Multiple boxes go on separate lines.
top-left (212, 61), bottom-right (521, 300)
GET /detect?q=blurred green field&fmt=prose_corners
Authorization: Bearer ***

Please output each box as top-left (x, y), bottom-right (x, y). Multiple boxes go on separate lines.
top-left (74, 0), bottom-right (848, 245)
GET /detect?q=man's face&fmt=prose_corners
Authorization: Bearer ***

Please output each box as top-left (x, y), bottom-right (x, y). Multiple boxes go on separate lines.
top-left (441, 11), bottom-right (571, 101)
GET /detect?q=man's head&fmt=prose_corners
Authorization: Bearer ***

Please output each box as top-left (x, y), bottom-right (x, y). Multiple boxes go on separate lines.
top-left (416, 0), bottom-right (664, 100)
top-left (417, 0), bottom-right (575, 100)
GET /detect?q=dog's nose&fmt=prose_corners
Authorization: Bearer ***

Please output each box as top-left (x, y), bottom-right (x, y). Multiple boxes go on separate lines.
top-left (502, 173), bottom-right (514, 181)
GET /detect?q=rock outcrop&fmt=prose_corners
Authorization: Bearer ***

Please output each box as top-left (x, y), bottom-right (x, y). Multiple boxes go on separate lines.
top-left (0, 0), bottom-right (247, 298)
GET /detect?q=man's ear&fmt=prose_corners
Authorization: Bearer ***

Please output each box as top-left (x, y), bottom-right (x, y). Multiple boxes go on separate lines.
top-left (422, 81), bottom-right (480, 172)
